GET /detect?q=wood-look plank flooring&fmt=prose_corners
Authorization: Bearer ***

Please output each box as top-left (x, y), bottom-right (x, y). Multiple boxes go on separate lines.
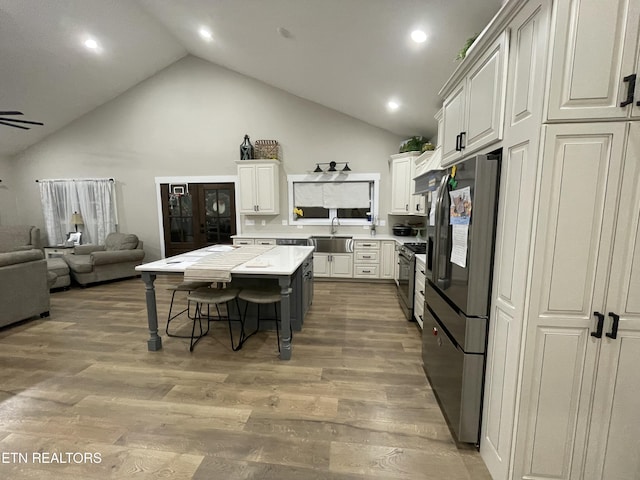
top-left (0, 277), bottom-right (492, 479)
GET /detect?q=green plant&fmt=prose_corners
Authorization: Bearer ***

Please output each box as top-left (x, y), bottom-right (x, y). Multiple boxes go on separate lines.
top-left (456, 34), bottom-right (479, 61)
top-left (399, 136), bottom-right (429, 153)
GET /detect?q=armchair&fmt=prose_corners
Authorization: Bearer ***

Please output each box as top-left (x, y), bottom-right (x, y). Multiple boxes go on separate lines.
top-left (0, 225), bottom-right (49, 328)
top-left (64, 232), bottom-right (145, 286)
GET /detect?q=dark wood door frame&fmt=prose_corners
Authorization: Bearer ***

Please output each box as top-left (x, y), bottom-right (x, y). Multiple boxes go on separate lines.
top-left (160, 182), bottom-right (237, 257)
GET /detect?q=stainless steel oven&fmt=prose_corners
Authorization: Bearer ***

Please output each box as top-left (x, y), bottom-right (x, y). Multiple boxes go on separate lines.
top-left (397, 243), bottom-right (426, 321)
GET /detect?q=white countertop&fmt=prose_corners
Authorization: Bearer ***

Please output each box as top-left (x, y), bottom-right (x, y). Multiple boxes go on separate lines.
top-left (232, 232), bottom-right (425, 244)
top-left (136, 245), bottom-right (314, 276)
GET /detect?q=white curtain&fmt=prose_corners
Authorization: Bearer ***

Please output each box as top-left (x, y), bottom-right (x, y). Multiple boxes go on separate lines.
top-left (39, 179), bottom-right (117, 246)
top-left (294, 181), bottom-right (371, 208)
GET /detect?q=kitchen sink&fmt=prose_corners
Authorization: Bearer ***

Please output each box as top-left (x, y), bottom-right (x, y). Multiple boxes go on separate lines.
top-left (309, 236), bottom-right (353, 253)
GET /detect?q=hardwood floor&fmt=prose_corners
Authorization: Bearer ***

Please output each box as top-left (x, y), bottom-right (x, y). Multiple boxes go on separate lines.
top-left (0, 278), bottom-right (492, 479)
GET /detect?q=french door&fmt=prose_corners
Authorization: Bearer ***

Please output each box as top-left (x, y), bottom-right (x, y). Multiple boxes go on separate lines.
top-left (161, 183), bottom-right (237, 257)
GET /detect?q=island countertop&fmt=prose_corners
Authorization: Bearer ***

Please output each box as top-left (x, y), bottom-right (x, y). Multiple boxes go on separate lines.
top-left (136, 245), bottom-right (315, 276)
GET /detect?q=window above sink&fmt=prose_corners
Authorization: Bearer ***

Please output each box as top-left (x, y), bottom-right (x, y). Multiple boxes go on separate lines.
top-left (287, 173), bottom-right (380, 227)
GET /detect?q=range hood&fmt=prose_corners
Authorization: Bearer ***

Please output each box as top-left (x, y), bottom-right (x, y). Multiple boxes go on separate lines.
top-left (413, 147), bottom-right (443, 195)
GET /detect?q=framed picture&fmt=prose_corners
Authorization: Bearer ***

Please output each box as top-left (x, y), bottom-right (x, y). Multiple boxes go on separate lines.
top-left (66, 232), bottom-right (82, 246)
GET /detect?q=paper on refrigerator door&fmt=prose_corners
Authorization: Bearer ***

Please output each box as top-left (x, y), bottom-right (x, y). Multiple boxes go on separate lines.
top-left (449, 186), bottom-right (472, 225)
top-left (450, 224), bottom-right (468, 268)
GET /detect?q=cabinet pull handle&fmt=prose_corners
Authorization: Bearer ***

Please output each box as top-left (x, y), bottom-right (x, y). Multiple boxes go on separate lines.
top-left (421, 270), bottom-right (425, 275)
top-left (591, 311), bottom-right (605, 338)
top-left (420, 290), bottom-right (424, 296)
top-left (620, 74), bottom-right (636, 107)
top-left (606, 312), bottom-right (620, 339)
top-left (406, 204), bottom-right (409, 211)
top-left (455, 134), bottom-right (461, 152)
top-left (460, 131), bottom-right (466, 149)
top-left (363, 270), bottom-right (370, 273)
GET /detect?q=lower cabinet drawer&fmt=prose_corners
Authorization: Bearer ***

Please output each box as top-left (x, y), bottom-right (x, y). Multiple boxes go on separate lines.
top-left (355, 251), bottom-right (379, 263)
top-left (254, 238), bottom-right (276, 245)
top-left (233, 239), bottom-right (255, 245)
top-left (354, 265), bottom-right (379, 278)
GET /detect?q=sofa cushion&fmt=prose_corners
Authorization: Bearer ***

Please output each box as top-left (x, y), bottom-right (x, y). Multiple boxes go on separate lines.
top-left (63, 254), bottom-right (93, 273)
top-left (0, 249), bottom-right (44, 267)
top-left (47, 257), bottom-right (70, 276)
top-left (0, 225), bottom-right (39, 253)
top-left (105, 233), bottom-right (138, 251)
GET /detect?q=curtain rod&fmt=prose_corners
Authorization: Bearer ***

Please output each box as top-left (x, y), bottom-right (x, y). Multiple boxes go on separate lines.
top-left (35, 178), bottom-right (114, 182)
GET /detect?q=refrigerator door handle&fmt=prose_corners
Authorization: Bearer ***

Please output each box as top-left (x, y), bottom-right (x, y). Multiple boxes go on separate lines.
top-left (433, 174), bottom-right (449, 283)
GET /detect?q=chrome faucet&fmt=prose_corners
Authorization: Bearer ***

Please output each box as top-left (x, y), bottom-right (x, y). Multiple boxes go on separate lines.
top-left (331, 216), bottom-right (340, 235)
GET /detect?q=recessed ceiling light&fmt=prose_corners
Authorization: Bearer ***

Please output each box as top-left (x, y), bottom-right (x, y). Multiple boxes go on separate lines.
top-left (83, 38), bottom-right (100, 51)
top-left (387, 100), bottom-right (400, 111)
top-left (411, 30), bottom-right (427, 43)
top-left (199, 27), bottom-right (213, 41)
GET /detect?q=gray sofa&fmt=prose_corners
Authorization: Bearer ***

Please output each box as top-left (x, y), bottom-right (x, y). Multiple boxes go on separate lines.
top-left (64, 232), bottom-right (145, 286)
top-left (0, 225), bottom-right (50, 328)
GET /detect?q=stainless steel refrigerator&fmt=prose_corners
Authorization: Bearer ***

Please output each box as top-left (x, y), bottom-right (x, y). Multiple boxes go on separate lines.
top-left (414, 153), bottom-right (500, 445)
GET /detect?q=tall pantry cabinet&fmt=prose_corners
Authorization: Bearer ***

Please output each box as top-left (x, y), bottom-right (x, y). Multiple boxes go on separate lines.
top-left (460, 0), bottom-right (640, 479)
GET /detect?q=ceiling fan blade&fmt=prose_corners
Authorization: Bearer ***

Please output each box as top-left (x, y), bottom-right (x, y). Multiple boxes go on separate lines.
top-left (0, 117), bottom-right (43, 126)
top-left (0, 120), bottom-right (30, 130)
top-left (0, 111), bottom-right (23, 116)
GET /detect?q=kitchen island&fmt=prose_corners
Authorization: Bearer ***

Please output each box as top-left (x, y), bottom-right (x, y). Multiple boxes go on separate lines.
top-left (135, 245), bottom-right (314, 360)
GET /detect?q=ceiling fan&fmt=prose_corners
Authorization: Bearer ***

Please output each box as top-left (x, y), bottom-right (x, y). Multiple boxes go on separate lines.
top-left (0, 111), bottom-right (44, 130)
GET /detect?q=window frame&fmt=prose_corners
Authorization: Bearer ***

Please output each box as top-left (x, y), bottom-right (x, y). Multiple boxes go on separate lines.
top-left (287, 172), bottom-right (380, 226)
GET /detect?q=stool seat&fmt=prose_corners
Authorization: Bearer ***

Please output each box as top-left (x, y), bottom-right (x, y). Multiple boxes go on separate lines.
top-left (188, 287), bottom-right (241, 305)
top-left (238, 286), bottom-right (281, 304)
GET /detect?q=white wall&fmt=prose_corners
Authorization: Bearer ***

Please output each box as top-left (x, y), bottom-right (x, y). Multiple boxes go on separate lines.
top-left (0, 156), bottom-right (19, 225)
top-left (10, 55), bottom-right (403, 259)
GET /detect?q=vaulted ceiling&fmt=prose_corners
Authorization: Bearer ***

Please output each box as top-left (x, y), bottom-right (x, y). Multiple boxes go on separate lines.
top-left (0, 0), bottom-right (502, 157)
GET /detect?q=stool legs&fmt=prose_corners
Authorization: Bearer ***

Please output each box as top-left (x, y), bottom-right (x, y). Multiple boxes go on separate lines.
top-left (190, 302), bottom-right (211, 352)
top-left (240, 301), bottom-right (284, 352)
top-left (166, 289), bottom-right (197, 338)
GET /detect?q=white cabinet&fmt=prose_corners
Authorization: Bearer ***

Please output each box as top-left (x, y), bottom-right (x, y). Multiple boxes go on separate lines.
top-left (254, 238), bottom-right (276, 246)
top-left (513, 122), bottom-right (640, 480)
top-left (313, 253), bottom-right (353, 278)
top-left (236, 160), bottom-right (280, 215)
top-left (233, 238), bottom-right (254, 246)
top-left (380, 241), bottom-right (396, 280)
top-left (414, 256), bottom-right (425, 329)
top-left (547, 0), bottom-right (640, 120)
top-left (389, 153), bottom-right (417, 214)
top-left (390, 153), bottom-right (427, 215)
top-left (353, 240), bottom-right (380, 279)
top-left (440, 32), bottom-right (508, 167)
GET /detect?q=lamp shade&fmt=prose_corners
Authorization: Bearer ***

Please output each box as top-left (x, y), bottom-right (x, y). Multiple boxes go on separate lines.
top-left (71, 212), bottom-right (84, 225)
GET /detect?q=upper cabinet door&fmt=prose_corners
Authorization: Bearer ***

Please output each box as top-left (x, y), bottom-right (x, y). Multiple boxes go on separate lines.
top-left (547, 0), bottom-right (640, 120)
top-left (254, 162), bottom-right (279, 214)
top-left (464, 31), bottom-right (508, 155)
top-left (440, 83), bottom-right (466, 166)
top-left (389, 155), bottom-right (413, 214)
top-left (440, 32), bottom-right (507, 168)
top-left (237, 164), bottom-right (258, 214)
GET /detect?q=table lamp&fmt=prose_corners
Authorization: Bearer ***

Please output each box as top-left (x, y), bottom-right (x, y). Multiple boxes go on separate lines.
top-left (71, 211), bottom-right (84, 232)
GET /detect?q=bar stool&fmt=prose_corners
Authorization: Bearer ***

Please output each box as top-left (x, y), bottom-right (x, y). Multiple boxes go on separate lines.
top-left (239, 285), bottom-right (288, 352)
top-left (186, 286), bottom-right (243, 352)
top-left (165, 281), bottom-right (212, 338)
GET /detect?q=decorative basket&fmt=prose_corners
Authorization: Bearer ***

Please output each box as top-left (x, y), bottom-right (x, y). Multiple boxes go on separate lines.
top-left (254, 140), bottom-right (280, 160)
